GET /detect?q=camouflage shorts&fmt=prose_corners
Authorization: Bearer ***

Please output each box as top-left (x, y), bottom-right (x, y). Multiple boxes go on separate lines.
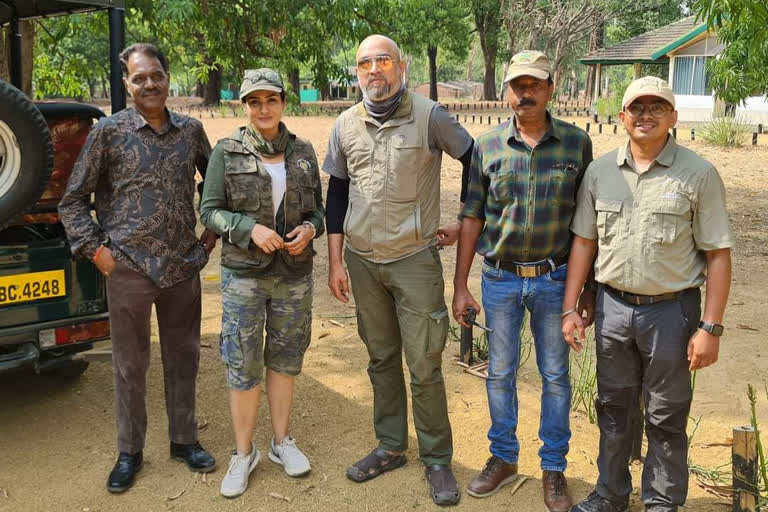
top-left (219, 268), bottom-right (313, 390)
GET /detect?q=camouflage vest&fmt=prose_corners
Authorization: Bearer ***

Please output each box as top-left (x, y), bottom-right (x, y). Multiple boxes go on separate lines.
top-left (336, 91), bottom-right (442, 263)
top-left (218, 128), bottom-right (318, 271)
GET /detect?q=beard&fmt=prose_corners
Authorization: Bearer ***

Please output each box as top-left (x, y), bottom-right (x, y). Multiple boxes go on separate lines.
top-left (363, 79), bottom-right (398, 101)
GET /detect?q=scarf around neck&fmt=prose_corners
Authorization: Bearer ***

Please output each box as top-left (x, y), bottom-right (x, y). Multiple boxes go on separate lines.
top-left (363, 84), bottom-right (406, 123)
top-left (246, 121), bottom-right (290, 156)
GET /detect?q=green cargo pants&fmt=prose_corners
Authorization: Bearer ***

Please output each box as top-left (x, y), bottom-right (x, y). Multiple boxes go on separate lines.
top-left (344, 246), bottom-right (452, 466)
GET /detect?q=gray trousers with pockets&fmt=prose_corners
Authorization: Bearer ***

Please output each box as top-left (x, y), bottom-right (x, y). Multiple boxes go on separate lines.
top-left (594, 285), bottom-right (700, 510)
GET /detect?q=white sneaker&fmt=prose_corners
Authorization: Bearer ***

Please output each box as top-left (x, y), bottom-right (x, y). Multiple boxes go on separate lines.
top-left (220, 443), bottom-right (260, 498)
top-left (269, 437), bottom-right (311, 477)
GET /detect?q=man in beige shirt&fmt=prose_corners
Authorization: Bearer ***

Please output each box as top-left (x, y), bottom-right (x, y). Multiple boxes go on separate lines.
top-left (562, 76), bottom-right (733, 512)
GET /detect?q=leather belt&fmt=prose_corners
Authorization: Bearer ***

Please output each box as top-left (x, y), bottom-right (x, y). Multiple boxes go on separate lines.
top-left (604, 285), bottom-right (694, 306)
top-left (484, 255), bottom-right (567, 278)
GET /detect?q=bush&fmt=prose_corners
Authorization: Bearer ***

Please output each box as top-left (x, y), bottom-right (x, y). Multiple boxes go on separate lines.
top-left (700, 115), bottom-right (750, 147)
top-left (595, 94), bottom-right (622, 119)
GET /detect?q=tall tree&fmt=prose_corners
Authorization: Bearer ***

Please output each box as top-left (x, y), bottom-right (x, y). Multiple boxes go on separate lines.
top-left (694, 0), bottom-right (768, 103)
top-left (471, 0), bottom-right (503, 100)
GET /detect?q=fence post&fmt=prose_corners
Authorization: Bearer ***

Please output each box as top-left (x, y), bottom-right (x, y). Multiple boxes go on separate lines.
top-left (488, 115), bottom-right (491, 125)
top-left (598, 124), bottom-right (602, 134)
top-left (586, 122), bottom-right (590, 133)
top-left (472, 114), bottom-right (476, 123)
top-left (613, 124), bottom-right (618, 135)
top-left (593, 113), bottom-right (598, 123)
top-left (691, 128), bottom-right (695, 141)
top-left (607, 115), bottom-right (612, 125)
top-left (753, 133), bottom-right (758, 145)
top-left (497, 116), bottom-right (501, 124)
top-left (758, 123), bottom-right (763, 134)
top-left (455, 114), bottom-right (459, 122)
top-left (672, 127), bottom-right (677, 139)
top-left (733, 426), bottom-right (758, 512)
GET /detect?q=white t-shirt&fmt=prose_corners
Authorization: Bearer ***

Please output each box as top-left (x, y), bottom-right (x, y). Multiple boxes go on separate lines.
top-left (262, 161), bottom-right (286, 221)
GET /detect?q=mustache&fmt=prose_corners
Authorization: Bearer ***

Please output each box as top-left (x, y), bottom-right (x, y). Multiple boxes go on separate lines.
top-left (518, 98), bottom-right (536, 107)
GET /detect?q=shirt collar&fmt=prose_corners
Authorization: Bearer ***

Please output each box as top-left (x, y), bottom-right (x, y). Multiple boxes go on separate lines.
top-left (616, 134), bottom-right (677, 170)
top-left (506, 111), bottom-right (558, 146)
top-left (129, 107), bottom-right (179, 134)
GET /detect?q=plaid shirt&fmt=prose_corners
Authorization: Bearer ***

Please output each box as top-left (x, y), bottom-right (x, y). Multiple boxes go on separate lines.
top-left (462, 114), bottom-right (592, 263)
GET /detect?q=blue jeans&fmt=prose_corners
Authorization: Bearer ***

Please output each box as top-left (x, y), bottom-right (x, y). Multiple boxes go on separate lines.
top-left (481, 261), bottom-right (571, 472)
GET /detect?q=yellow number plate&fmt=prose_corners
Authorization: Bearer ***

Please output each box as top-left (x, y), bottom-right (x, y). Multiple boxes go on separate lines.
top-left (0, 270), bottom-right (66, 305)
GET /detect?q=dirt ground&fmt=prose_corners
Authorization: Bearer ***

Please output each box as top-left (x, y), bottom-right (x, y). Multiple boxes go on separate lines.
top-left (1, 114), bottom-right (766, 512)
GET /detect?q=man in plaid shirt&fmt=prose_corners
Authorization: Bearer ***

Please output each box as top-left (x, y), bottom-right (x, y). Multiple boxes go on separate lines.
top-left (452, 51), bottom-right (592, 512)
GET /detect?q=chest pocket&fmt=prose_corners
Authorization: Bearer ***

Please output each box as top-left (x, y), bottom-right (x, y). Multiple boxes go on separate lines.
top-left (650, 198), bottom-right (691, 244)
top-left (547, 162), bottom-right (580, 206)
top-left (388, 133), bottom-right (422, 200)
top-left (595, 199), bottom-right (623, 243)
top-left (295, 167), bottom-right (318, 212)
top-left (223, 153), bottom-right (261, 213)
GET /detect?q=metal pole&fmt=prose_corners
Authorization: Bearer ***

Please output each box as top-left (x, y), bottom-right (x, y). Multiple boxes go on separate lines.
top-left (9, 14), bottom-right (23, 90)
top-left (109, 7), bottom-right (126, 113)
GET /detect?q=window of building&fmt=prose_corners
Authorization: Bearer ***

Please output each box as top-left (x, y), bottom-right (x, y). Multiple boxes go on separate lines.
top-left (673, 56), bottom-right (712, 95)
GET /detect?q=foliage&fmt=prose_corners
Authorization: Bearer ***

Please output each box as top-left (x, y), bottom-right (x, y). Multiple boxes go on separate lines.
top-left (694, 0), bottom-right (768, 103)
top-left (699, 115), bottom-right (750, 147)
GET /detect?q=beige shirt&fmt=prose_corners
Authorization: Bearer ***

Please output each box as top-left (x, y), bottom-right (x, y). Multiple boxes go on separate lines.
top-left (571, 136), bottom-right (733, 295)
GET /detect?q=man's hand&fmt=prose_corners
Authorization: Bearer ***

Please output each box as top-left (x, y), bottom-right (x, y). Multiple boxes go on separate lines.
top-left (328, 261), bottom-right (350, 303)
top-left (577, 290), bottom-right (596, 327)
top-left (687, 329), bottom-right (720, 371)
top-left (452, 287), bottom-right (481, 328)
top-left (284, 224), bottom-right (314, 255)
top-left (251, 224), bottom-right (284, 253)
top-left (199, 228), bottom-right (218, 254)
top-left (437, 221), bottom-right (461, 247)
top-left (562, 311), bottom-right (585, 352)
top-left (93, 246), bottom-right (116, 277)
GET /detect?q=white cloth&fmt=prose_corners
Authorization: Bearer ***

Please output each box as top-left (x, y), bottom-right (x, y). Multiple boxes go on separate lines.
top-left (262, 161), bottom-right (286, 222)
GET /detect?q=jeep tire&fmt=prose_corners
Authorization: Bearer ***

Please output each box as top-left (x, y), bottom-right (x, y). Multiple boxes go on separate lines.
top-left (0, 80), bottom-right (54, 229)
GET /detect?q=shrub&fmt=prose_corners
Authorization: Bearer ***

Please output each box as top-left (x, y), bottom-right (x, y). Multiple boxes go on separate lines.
top-left (700, 114), bottom-right (750, 147)
top-left (595, 94), bottom-right (622, 119)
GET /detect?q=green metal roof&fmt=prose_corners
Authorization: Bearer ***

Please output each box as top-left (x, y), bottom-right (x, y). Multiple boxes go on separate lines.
top-left (650, 24), bottom-right (708, 60)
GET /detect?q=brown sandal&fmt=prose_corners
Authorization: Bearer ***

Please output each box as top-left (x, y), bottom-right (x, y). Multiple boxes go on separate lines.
top-left (346, 448), bottom-right (407, 482)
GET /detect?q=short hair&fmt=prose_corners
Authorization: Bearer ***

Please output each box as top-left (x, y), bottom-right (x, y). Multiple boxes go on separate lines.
top-left (119, 43), bottom-right (169, 76)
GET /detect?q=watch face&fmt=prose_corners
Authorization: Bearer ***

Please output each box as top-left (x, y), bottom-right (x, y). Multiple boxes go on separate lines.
top-left (711, 324), bottom-right (724, 336)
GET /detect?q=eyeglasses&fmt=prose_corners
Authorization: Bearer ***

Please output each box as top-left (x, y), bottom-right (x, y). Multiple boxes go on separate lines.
top-left (357, 55), bottom-right (399, 73)
top-left (625, 103), bottom-right (672, 118)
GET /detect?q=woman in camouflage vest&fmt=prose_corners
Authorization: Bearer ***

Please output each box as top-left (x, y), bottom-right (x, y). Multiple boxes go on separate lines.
top-left (200, 68), bottom-right (324, 498)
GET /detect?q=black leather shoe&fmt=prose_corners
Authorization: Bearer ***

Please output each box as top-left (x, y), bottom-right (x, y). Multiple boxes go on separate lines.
top-left (107, 451), bottom-right (143, 493)
top-left (170, 441), bottom-right (216, 473)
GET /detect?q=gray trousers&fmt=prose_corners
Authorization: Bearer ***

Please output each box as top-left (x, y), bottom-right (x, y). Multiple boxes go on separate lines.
top-left (106, 261), bottom-right (201, 454)
top-left (594, 286), bottom-right (700, 510)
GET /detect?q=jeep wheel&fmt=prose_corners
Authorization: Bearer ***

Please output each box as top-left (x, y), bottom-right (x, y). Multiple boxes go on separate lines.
top-left (0, 80), bottom-right (54, 229)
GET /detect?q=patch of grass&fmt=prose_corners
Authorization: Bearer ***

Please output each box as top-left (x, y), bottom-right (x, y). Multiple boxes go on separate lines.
top-left (700, 115), bottom-right (751, 147)
top-left (595, 95), bottom-right (622, 119)
top-left (568, 327), bottom-right (598, 423)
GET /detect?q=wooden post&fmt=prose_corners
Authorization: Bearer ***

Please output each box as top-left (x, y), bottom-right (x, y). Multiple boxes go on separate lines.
top-left (753, 133), bottom-right (758, 145)
top-left (733, 426), bottom-right (758, 512)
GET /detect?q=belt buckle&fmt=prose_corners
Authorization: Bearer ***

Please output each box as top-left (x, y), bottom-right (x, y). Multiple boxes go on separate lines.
top-left (633, 295), bottom-right (643, 306)
top-left (517, 265), bottom-right (538, 278)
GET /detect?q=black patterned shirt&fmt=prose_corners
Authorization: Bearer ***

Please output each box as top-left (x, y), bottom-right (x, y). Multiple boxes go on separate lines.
top-left (59, 107), bottom-right (211, 288)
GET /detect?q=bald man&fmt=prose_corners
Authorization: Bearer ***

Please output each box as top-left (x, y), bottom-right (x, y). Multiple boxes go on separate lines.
top-left (322, 35), bottom-right (473, 506)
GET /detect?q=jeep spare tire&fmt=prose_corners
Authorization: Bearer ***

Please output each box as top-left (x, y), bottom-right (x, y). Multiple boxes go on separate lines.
top-left (0, 80), bottom-right (54, 229)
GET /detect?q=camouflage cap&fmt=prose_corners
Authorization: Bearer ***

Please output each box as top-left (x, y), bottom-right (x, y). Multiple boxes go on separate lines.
top-left (239, 68), bottom-right (284, 100)
top-left (503, 50), bottom-right (552, 83)
top-left (622, 76), bottom-right (676, 109)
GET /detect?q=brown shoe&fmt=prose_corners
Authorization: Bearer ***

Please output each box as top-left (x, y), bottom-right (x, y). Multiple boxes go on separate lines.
top-left (466, 455), bottom-right (518, 498)
top-left (542, 470), bottom-right (571, 512)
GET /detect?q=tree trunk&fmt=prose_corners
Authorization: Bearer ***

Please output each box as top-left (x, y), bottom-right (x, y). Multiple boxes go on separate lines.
top-left (195, 81), bottom-right (204, 98)
top-left (203, 66), bottom-right (221, 106)
top-left (288, 67), bottom-right (300, 104)
top-left (427, 45), bottom-right (438, 102)
top-left (475, 8), bottom-right (500, 101)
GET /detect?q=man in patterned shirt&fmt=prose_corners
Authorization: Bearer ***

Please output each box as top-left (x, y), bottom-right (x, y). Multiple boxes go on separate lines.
top-left (59, 43), bottom-right (218, 493)
top-left (452, 51), bottom-right (592, 512)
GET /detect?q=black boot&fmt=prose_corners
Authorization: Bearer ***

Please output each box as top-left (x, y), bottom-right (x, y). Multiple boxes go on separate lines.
top-left (170, 441), bottom-right (216, 472)
top-left (107, 451), bottom-right (143, 493)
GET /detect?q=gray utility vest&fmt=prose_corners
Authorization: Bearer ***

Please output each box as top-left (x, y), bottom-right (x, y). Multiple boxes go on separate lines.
top-left (219, 129), bottom-right (318, 271)
top-left (337, 91), bottom-right (442, 263)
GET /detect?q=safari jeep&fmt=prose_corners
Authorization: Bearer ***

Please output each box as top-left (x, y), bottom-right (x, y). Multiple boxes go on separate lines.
top-left (0, 0), bottom-right (125, 377)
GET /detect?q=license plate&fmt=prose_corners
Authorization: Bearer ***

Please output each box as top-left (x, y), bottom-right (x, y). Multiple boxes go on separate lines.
top-left (0, 270), bottom-right (66, 305)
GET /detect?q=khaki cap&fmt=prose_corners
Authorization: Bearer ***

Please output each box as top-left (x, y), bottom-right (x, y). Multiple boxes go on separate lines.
top-left (622, 76), bottom-right (675, 109)
top-left (503, 50), bottom-right (552, 83)
top-left (239, 68), bottom-right (284, 100)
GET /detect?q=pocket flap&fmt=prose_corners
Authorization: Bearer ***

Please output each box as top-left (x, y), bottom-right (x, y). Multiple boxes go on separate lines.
top-left (651, 198), bottom-right (689, 216)
top-left (595, 199), bottom-right (623, 213)
top-left (428, 306), bottom-right (449, 323)
top-left (392, 134), bottom-right (423, 149)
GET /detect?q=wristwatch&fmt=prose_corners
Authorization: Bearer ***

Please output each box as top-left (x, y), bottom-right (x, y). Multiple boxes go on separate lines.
top-left (698, 321), bottom-right (724, 337)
